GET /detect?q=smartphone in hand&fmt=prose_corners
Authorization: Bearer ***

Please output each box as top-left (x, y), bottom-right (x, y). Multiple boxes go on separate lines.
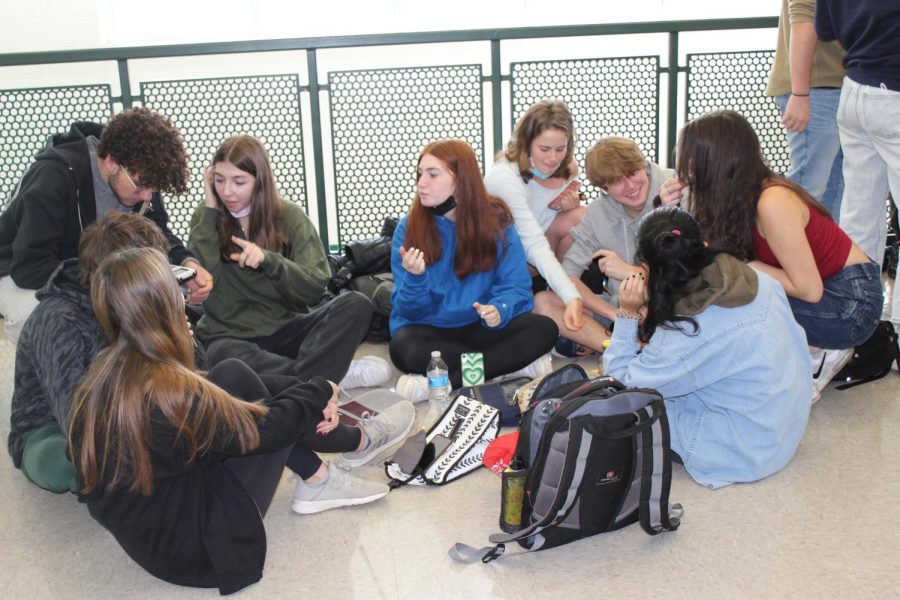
top-left (171, 265), bottom-right (197, 285)
top-left (549, 180), bottom-right (582, 211)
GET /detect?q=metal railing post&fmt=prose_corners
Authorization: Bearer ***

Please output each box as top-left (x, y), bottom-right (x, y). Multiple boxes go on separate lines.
top-left (306, 49), bottom-right (330, 249)
top-left (665, 31), bottom-right (680, 168)
top-left (490, 39), bottom-right (503, 158)
top-left (117, 59), bottom-right (133, 108)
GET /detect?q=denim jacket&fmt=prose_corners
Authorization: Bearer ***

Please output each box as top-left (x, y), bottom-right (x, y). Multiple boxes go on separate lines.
top-left (604, 272), bottom-right (812, 488)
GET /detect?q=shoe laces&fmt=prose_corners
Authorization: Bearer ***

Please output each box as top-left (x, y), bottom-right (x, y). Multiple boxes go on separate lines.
top-left (290, 463), bottom-right (350, 485)
top-left (328, 466), bottom-right (358, 487)
top-left (360, 411), bottom-right (388, 447)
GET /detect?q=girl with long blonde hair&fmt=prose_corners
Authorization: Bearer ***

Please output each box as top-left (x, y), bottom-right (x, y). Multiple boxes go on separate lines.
top-left (484, 100), bottom-right (587, 337)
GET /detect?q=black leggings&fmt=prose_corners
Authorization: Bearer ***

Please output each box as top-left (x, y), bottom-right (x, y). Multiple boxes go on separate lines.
top-left (208, 360), bottom-right (362, 515)
top-left (204, 292), bottom-right (373, 383)
top-left (389, 313), bottom-right (557, 388)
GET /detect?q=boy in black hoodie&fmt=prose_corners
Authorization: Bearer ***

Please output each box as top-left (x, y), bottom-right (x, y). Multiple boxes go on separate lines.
top-left (0, 108), bottom-right (213, 342)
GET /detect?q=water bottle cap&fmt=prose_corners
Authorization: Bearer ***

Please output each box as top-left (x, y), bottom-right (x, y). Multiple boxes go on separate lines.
top-left (431, 350), bottom-right (441, 358)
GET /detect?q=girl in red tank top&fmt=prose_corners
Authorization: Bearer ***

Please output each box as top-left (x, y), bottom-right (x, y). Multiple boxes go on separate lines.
top-left (671, 110), bottom-right (882, 354)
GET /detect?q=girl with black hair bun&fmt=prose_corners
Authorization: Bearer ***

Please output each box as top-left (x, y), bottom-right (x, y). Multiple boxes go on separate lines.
top-left (603, 207), bottom-right (812, 489)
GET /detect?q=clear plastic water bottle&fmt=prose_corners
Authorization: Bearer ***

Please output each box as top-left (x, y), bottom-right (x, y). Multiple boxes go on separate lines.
top-left (426, 350), bottom-right (452, 423)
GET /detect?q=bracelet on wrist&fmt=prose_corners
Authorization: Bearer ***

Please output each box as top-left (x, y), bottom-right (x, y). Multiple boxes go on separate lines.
top-left (791, 92), bottom-right (810, 97)
top-left (615, 309), bottom-right (643, 321)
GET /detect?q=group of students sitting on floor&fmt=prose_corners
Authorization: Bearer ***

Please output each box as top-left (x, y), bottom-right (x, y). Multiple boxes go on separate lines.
top-left (0, 99), bottom-right (885, 593)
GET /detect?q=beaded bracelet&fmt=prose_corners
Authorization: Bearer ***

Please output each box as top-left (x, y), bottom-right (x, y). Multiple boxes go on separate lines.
top-left (615, 309), bottom-right (643, 321)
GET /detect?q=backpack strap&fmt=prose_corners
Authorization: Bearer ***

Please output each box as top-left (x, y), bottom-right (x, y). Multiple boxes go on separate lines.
top-left (449, 424), bottom-right (594, 564)
top-left (636, 402), bottom-right (682, 534)
top-left (487, 423), bottom-right (594, 547)
top-left (577, 401), bottom-right (682, 534)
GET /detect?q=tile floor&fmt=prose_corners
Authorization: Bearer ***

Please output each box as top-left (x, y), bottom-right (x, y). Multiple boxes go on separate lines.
top-left (0, 322), bottom-right (898, 599)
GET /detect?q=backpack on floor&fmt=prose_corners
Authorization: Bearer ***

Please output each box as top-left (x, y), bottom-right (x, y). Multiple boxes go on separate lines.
top-left (835, 320), bottom-right (900, 390)
top-left (451, 372), bottom-right (681, 563)
top-left (385, 394), bottom-right (500, 486)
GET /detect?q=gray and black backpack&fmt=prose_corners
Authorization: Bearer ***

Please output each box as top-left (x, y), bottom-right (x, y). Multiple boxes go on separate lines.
top-left (452, 366), bottom-right (682, 562)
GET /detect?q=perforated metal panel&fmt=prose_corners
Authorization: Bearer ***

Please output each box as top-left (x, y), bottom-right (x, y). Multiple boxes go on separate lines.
top-left (0, 85), bottom-right (111, 211)
top-left (329, 65), bottom-right (484, 244)
top-left (142, 75), bottom-right (307, 242)
top-left (686, 51), bottom-right (788, 174)
top-left (511, 56), bottom-right (660, 186)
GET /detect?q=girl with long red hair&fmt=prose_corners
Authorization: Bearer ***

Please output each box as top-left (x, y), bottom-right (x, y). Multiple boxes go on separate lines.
top-left (390, 140), bottom-right (557, 399)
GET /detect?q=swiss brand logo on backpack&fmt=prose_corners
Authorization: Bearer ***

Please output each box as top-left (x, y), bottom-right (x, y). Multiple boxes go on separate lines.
top-left (451, 367), bottom-right (682, 563)
top-left (598, 469), bottom-right (622, 486)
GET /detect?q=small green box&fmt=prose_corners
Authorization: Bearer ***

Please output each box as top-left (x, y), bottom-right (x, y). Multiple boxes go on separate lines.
top-left (461, 352), bottom-right (485, 387)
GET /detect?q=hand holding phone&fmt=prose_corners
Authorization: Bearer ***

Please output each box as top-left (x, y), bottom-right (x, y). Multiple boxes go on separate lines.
top-left (549, 180), bottom-right (582, 211)
top-left (171, 265), bottom-right (197, 285)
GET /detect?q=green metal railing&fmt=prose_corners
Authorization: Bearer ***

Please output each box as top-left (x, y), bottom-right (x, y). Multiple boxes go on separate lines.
top-left (0, 17), bottom-right (779, 249)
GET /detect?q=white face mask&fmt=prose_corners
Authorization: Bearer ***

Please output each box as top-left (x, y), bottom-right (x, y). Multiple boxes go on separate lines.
top-left (229, 206), bottom-right (251, 219)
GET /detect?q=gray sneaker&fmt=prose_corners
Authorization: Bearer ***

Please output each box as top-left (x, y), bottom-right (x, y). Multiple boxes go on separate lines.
top-left (341, 401), bottom-right (416, 468)
top-left (291, 462), bottom-right (389, 515)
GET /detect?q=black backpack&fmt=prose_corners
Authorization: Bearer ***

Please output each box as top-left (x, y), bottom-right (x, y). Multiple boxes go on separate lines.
top-left (451, 367), bottom-right (682, 563)
top-left (834, 320), bottom-right (900, 390)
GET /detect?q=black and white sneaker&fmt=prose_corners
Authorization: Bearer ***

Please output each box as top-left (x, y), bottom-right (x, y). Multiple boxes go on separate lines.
top-left (812, 348), bottom-right (854, 398)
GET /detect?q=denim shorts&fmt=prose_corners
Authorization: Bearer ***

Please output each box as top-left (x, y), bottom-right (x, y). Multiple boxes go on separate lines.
top-left (788, 261), bottom-right (883, 349)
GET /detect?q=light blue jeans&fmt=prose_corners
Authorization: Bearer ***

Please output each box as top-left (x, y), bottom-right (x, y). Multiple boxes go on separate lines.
top-left (775, 89), bottom-right (844, 219)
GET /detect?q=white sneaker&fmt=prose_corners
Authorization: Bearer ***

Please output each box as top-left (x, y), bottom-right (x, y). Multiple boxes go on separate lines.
top-left (809, 347), bottom-right (826, 373)
top-left (812, 348), bottom-right (854, 395)
top-left (291, 462), bottom-right (389, 515)
top-left (341, 401), bottom-right (416, 467)
top-left (395, 374), bottom-right (429, 403)
top-left (504, 352), bottom-right (554, 380)
top-left (340, 356), bottom-right (392, 389)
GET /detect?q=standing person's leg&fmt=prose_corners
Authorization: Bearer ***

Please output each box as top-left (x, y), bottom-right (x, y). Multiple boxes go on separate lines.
top-left (863, 84), bottom-right (900, 328)
top-left (892, 271), bottom-right (900, 328)
top-left (775, 89), bottom-right (844, 216)
top-left (253, 291), bottom-right (374, 382)
top-left (821, 149), bottom-right (844, 222)
top-left (837, 78), bottom-right (891, 262)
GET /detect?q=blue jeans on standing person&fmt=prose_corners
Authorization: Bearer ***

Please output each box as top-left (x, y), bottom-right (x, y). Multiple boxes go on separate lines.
top-left (787, 262), bottom-right (883, 349)
top-left (775, 89), bottom-right (844, 220)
